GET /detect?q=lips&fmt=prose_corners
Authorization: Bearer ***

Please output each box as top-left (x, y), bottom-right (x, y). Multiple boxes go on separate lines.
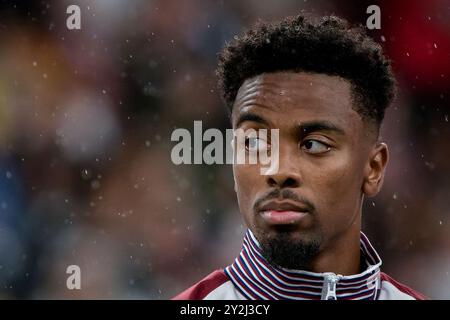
top-left (259, 200), bottom-right (310, 213)
top-left (258, 200), bottom-right (310, 225)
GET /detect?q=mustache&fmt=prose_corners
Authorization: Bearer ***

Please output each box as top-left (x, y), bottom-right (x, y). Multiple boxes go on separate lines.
top-left (253, 189), bottom-right (315, 213)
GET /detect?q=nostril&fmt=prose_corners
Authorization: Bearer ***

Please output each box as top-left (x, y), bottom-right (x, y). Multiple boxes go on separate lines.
top-left (282, 177), bottom-right (299, 188)
top-left (267, 177), bottom-right (277, 187)
top-left (266, 175), bottom-right (300, 188)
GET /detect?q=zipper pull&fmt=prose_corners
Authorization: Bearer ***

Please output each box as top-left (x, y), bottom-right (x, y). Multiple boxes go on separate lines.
top-left (322, 273), bottom-right (342, 300)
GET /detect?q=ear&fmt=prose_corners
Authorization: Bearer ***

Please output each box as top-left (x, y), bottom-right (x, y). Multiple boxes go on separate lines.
top-left (362, 142), bottom-right (389, 197)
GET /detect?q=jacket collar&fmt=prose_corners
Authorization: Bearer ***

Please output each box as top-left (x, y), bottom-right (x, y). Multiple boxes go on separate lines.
top-left (225, 229), bottom-right (382, 300)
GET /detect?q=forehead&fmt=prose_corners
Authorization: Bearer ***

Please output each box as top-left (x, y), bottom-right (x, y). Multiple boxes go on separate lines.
top-left (232, 72), bottom-right (360, 128)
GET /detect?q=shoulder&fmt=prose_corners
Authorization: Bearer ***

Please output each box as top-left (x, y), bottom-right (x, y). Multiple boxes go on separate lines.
top-left (378, 272), bottom-right (429, 300)
top-left (172, 269), bottom-right (230, 300)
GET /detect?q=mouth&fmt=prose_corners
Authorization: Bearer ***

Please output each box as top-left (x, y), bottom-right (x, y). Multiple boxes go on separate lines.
top-left (257, 200), bottom-right (310, 225)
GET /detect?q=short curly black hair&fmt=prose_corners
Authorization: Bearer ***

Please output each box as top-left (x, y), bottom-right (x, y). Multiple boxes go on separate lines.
top-left (217, 14), bottom-right (396, 128)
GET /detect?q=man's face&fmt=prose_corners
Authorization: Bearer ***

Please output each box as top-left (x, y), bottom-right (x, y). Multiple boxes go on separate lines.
top-left (231, 71), bottom-right (384, 270)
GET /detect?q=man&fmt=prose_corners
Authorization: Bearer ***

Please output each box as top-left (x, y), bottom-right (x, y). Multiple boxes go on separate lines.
top-left (174, 14), bottom-right (427, 300)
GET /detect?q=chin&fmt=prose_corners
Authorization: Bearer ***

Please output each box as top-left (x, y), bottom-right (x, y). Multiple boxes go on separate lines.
top-left (266, 226), bottom-right (318, 241)
top-left (254, 228), bottom-right (323, 270)
top-left (254, 219), bottom-right (316, 239)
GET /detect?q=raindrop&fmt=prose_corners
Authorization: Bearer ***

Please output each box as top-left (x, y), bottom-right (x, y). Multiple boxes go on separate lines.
top-left (91, 180), bottom-right (101, 190)
top-left (380, 35), bottom-right (386, 42)
top-left (81, 169), bottom-right (92, 180)
top-left (5, 171), bottom-right (12, 179)
top-left (392, 193), bottom-right (398, 200)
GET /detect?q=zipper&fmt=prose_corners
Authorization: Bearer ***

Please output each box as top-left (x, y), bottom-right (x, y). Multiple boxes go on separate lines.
top-left (322, 273), bottom-right (342, 300)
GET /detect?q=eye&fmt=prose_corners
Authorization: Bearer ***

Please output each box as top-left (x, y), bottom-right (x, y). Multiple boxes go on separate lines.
top-left (301, 139), bottom-right (330, 154)
top-left (245, 136), bottom-right (269, 152)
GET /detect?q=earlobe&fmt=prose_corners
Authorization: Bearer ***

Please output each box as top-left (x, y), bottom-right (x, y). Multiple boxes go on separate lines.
top-left (362, 142), bottom-right (389, 197)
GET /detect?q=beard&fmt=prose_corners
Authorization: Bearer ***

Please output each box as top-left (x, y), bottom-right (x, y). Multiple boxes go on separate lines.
top-left (256, 228), bottom-right (323, 271)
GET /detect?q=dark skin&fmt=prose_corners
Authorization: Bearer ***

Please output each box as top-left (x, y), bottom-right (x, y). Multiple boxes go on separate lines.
top-left (231, 71), bottom-right (389, 276)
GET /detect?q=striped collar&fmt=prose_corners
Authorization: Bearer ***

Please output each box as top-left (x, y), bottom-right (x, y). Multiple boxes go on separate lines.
top-left (225, 229), bottom-right (382, 300)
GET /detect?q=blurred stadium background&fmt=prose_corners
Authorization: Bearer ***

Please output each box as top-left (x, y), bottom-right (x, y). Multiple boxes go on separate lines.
top-left (0, 0), bottom-right (449, 299)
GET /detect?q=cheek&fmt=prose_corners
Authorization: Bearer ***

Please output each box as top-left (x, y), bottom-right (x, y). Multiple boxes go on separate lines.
top-left (233, 164), bottom-right (262, 220)
top-left (305, 152), bottom-right (364, 221)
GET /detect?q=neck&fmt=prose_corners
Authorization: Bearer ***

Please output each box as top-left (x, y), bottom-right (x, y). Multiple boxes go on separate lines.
top-left (308, 222), bottom-right (362, 275)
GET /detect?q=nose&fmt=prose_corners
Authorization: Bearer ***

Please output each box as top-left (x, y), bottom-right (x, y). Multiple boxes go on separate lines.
top-left (266, 171), bottom-right (301, 188)
top-left (265, 144), bottom-right (302, 188)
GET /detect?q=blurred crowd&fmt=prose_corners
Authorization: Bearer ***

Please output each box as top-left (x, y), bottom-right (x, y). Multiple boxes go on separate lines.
top-left (0, 0), bottom-right (448, 299)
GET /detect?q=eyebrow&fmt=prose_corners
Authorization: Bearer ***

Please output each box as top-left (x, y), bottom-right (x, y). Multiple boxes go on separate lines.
top-left (299, 120), bottom-right (345, 136)
top-left (234, 113), bottom-right (345, 136)
top-left (234, 112), bottom-right (270, 128)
